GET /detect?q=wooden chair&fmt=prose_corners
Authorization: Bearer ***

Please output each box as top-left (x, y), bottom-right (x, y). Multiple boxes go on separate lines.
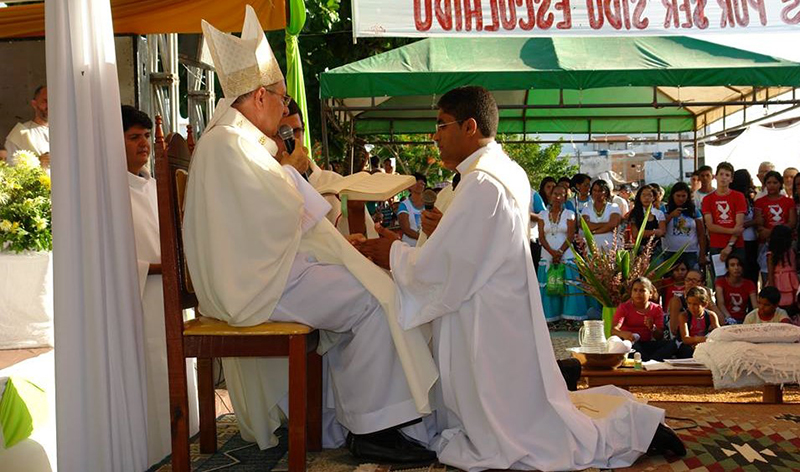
top-left (153, 117), bottom-right (322, 471)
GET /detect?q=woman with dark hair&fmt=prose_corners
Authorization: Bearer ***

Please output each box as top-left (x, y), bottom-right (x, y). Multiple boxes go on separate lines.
top-left (730, 169), bottom-right (760, 283)
top-left (580, 179), bottom-right (622, 252)
top-left (767, 225), bottom-right (799, 314)
top-left (755, 170), bottom-right (796, 283)
top-left (629, 185), bottom-right (666, 256)
top-left (538, 176), bottom-right (557, 208)
top-left (570, 173), bottom-right (592, 213)
top-left (664, 182), bottom-right (707, 270)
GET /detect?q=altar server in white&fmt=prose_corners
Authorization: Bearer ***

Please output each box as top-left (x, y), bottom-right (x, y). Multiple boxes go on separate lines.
top-left (5, 86), bottom-right (50, 166)
top-left (359, 86), bottom-right (685, 471)
top-left (122, 105), bottom-right (199, 466)
top-left (182, 6), bottom-right (437, 462)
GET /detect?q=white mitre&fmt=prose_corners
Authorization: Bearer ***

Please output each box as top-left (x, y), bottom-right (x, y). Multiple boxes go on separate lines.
top-left (201, 5), bottom-right (283, 98)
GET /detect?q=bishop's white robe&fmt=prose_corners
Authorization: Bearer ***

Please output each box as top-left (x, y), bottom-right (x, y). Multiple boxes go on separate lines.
top-left (128, 169), bottom-right (199, 465)
top-left (390, 142), bottom-right (664, 472)
top-left (5, 121), bottom-right (50, 162)
top-left (182, 107), bottom-right (437, 449)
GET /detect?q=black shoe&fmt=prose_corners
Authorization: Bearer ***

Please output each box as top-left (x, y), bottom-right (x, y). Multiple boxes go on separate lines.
top-left (557, 358), bottom-right (582, 391)
top-left (647, 423), bottom-right (686, 457)
top-left (346, 430), bottom-right (437, 464)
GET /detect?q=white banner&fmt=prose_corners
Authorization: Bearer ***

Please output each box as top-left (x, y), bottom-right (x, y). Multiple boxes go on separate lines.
top-left (353, 0), bottom-right (800, 37)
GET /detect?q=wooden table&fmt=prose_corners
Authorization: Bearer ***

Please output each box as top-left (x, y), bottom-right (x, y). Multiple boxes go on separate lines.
top-left (582, 367), bottom-right (784, 404)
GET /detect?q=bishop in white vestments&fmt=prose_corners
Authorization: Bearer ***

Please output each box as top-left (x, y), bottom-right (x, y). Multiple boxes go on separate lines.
top-left (182, 7), bottom-right (437, 463)
top-left (359, 86), bottom-right (685, 471)
top-left (122, 105), bottom-right (199, 466)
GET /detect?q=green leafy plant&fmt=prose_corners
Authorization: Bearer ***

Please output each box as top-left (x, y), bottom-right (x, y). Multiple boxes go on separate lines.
top-left (0, 151), bottom-right (52, 253)
top-left (569, 206), bottom-right (684, 307)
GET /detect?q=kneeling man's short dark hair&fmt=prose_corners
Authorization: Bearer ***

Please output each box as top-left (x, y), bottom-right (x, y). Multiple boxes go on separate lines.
top-left (121, 105), bottom-right (153, 132)
top-left (437, 86), bottom-right (498, 138)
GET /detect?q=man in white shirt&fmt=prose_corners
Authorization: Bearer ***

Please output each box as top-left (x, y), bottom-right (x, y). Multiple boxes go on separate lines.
top-left (359, 86), bottom-right (685, 471)
top-left (4, 86), bottom-right (50, 167)
top-left (122, 105), bottom-right (199, 466)
top-left (784, 167), bottom-right (798, 198)
top-left (182, 7), bottom-right (436, 462)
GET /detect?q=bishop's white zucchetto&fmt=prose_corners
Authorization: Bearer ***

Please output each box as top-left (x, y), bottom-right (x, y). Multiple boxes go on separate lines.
top-left (201, 5), bottom-right (284, 99)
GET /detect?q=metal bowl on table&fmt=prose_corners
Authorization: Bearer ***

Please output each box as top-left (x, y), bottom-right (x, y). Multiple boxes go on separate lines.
top-left (567, 347), bottom-right (629, 370)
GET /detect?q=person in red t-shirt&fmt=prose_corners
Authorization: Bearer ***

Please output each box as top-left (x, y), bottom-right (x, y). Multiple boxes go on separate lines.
top-left (714, 255), bottom-right (757, 324)
top-left (660, 260), bottom-right (688, 309)
top-left (702, 162), bottom-right (746, 277)
top-left (755, 170), bottom-right (797, 282)
top-left (613, 277), bottom-right (676, 361)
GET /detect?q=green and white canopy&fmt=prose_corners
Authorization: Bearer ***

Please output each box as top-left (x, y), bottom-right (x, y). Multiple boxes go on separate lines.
top-left (320, 36), bottom-right (800, 137)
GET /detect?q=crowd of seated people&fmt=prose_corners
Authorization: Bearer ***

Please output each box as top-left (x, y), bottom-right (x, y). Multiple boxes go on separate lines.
top-left (526, 161), bottom-right (800, 360)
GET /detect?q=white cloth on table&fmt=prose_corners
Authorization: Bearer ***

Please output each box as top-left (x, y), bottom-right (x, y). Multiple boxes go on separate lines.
top-left (182, 106), bottom-right (437, 449)
top-left (389, 141), bottom-right (664, 472)
top-left (693, 340), bottom-right (800, 389)
top-left (128, 169), bottom-right (199, 466)
top-left (4, 121), bottom-right (49, 161)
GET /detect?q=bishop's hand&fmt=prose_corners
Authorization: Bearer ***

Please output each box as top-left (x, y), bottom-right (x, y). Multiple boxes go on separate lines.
top-left (279, 145), bottom-right (309, 175)
top-left (355, 224), bottom-right (399, 270)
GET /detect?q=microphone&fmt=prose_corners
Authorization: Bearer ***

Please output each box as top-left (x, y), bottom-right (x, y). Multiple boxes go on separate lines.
top-left (278, 124), bottom-right (310, 181)
top-left (422, 189), bottom-right (437, 211)
top-left (277, 124), bottom-right (295, 154)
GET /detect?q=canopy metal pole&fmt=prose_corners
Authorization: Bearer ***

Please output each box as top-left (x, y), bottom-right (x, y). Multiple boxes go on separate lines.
top-left (693, 117), bottom-right (699, 171)
top-left (678, 131), bottom-right (684, 182)
top-left (321, 100), bottom-right (330, 167)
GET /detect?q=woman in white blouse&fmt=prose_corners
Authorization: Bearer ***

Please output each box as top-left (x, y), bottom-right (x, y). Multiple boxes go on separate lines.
top-left (580, 179), bottom-right (623, 252)
top-left (537, 185), bottom-right (589, 323)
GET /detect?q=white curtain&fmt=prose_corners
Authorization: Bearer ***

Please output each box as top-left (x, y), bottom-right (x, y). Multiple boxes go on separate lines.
top-left (705, 122), bottom-right (800, 183)
top-left (46, 0), bottom-right (149, 470)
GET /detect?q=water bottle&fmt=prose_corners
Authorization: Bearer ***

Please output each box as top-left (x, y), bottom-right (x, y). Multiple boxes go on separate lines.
top-left (633, 352), bottom-right (642, 371)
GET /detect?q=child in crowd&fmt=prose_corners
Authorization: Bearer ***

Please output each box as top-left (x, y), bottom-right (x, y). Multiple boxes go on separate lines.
top-left (612, 277), bottom-right (676, 361)
top-left (660, 260), bottom-right (688, 310)
top-left (714, 255), bottom-right (757, 324)
top-left (667, 269), bottom-right (722, 337)
top-left (743, 287), bottom-right (792, 324)
top-left (766, 225), bottom-right (799, 315)
top-left (675, 287), bottom-right (720, 358)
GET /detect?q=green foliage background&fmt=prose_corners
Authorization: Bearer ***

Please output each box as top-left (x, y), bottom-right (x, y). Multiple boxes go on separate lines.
top-left (0, 163), bottom-right (52, 253)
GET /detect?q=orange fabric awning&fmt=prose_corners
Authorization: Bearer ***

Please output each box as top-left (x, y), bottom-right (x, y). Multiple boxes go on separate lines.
top-left (0, 0), bottom-right (286, 38)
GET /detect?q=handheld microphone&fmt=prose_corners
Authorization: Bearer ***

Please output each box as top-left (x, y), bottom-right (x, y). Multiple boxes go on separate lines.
top-left (277, 124), bottom-right (295, 154)
top-left (422, 189), bottom-right (437, 211)
top-left (277, 124), bottom-right (310, 180)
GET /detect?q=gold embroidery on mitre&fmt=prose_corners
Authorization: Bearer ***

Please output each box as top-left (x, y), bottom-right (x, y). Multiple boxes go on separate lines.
top-left (201, 5), bottom-right (284, 99)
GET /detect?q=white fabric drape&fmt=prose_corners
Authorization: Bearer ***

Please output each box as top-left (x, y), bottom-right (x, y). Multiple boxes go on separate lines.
top-left (705, 122), bottom-right (800, 183)
top-left (46, 0), bottom-right (149, 470)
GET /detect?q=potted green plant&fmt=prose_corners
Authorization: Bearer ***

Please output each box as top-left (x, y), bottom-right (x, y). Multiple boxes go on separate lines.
top-left (570, 206), bottom-right (684, 337)
top-left (0, 150), bottom-right (53, 349)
